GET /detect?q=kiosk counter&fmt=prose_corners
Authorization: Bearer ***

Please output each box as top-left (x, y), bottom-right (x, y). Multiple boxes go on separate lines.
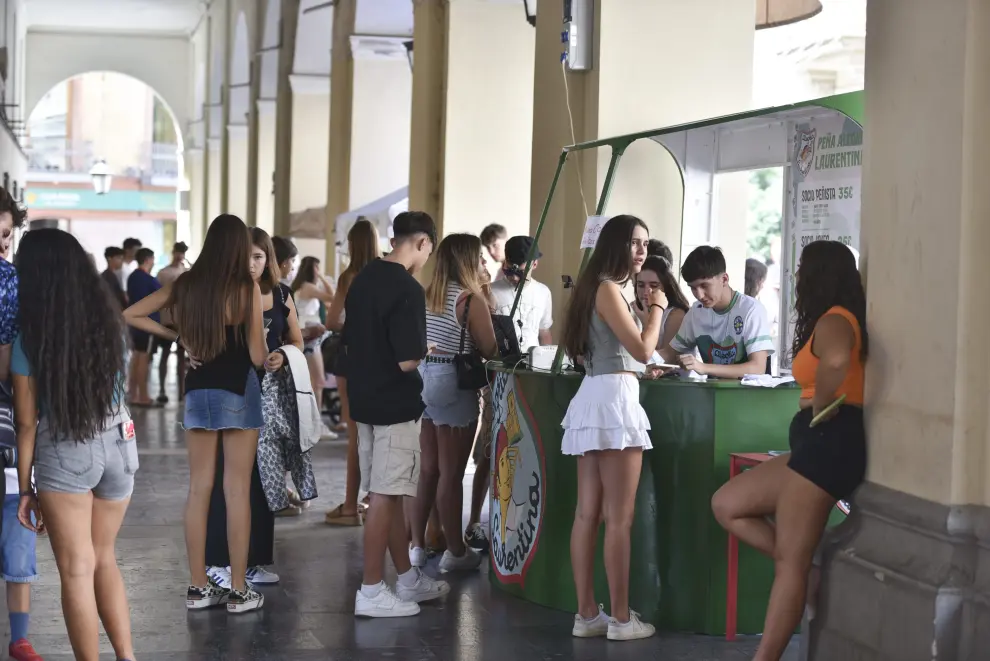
top-left (488, 91), bottom-right (864, 635)
top-left (486, 367), bottom-right (799, 635)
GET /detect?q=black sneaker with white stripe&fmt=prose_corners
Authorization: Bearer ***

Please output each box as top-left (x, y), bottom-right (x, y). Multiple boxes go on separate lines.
top-left (465, 523), bottom-right (489, 553)
top-left (227, 586), bottom-right (264, 614)
top-left (186, 577), bottom-right (230, 610)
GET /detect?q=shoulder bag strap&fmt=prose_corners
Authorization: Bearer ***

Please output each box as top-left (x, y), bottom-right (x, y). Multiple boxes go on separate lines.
top-left (459, 294), bottom-right (472, 354)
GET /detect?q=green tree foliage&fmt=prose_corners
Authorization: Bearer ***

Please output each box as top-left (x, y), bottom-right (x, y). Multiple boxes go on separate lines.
top-left (746, 168), bottom-right (782, 263)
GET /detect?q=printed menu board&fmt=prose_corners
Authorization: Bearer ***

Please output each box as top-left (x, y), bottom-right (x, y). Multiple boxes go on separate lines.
top-left (780, 115), bottom-right (863, 366)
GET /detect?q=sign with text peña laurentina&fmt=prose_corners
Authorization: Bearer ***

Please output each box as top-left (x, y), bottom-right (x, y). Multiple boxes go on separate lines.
top-left (488, 372), bottom-right (546, 586)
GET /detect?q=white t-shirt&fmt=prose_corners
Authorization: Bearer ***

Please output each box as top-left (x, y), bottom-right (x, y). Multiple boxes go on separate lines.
top-left (5, 467), bottom-right (16, 496)
top-left (491, 278), bottom-right (552, 354)
top-left (670, 291), bottom-right (774, 365)
top-left (119, 260), bottom-right (137, 291)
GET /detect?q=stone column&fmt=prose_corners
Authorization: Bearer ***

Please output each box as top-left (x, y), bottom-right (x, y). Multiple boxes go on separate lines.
top-left (219, 0), bottom-right (232, 213)
top-left (245, 0), bottom-right (264, 227)
top-left (256, 101), bottom-right (277, 234)
top-left (407, 0), bottom-right (448, 228)
top-left (186, 150), bottom-right (205, 251)
top-left (808, 0), bottom-right (990, 659)
top-left (226, 125), bottom-right (249, 220)
top-left (207, 139), bottom-right (221, 222)
top-left (272, 0), bottom-right (300, 236)
top-left (325, 0), bottom-right (355, 273)
top-left (201, 14), bottom-right (213, 237)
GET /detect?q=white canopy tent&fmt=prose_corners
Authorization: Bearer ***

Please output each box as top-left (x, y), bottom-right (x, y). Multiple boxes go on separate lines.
top-left (334, 186), bottom-right (408, 274)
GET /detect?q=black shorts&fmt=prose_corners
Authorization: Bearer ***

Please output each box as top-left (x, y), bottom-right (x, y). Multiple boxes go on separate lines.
top-left (787, 405), bottom-right (866, 501)
top-left (152, 326), bottom-right (177, 354)
top-left (130, 329), bottom-right (153, 354)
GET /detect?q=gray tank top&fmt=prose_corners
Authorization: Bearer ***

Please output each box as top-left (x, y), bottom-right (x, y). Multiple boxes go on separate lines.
top-left (584, 290), bottom-right (646, 377)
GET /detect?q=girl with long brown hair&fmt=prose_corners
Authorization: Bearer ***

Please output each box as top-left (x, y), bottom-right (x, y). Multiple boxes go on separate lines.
top-left (712, 241), bottom-right (867, 661)
top-left (204, 227), bottom-right (305, 587)
top-left (325, 219), bottom-right (380, 526)
top-left (125, 214), bottom-right (268, 614)
top-left (406, 233), bottom-right (498, 573)
top-left (561, 214), bottom-right (664, 641)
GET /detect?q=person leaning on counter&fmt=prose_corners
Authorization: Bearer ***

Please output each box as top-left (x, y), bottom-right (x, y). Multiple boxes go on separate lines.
top-left (659, 246), bottom-right (773, 378)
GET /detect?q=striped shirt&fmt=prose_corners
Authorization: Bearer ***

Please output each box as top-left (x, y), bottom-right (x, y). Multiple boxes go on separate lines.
top-left (426, 285), bottom-right (476, 354)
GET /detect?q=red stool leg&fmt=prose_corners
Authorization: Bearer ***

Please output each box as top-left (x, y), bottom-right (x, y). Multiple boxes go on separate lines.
top-left (726, 456), bottom-right (740, 641)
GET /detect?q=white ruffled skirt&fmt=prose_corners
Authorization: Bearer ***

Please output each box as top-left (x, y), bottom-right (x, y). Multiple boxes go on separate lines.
top-left (561, 373), bottom-right (653, 456)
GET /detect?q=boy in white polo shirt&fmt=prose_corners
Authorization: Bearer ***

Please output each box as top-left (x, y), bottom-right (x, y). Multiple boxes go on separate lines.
top-left (660, 246), bottom-right (773, 378)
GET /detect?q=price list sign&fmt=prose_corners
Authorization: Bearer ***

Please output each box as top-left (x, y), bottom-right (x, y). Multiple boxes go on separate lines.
top-left (780, 115), bottom-right (863, 366)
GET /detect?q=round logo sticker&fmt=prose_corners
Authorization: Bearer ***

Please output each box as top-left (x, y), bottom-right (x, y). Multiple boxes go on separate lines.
top-left (489, 373), bottom-right (546, 586)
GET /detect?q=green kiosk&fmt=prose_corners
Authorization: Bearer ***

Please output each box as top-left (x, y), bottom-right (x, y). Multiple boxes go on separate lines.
top-left (486, 92), bottom-right (864, 635)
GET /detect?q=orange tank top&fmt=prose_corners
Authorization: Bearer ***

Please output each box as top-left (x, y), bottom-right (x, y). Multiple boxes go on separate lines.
top-left (791, 306), bottom-right (865, 406)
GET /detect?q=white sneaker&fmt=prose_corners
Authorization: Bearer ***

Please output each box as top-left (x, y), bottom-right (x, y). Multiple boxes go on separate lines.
top-left (245, 566), bottom-right (280, 584)
top-left (572, 605), bottom-right (610, 638)
top-left (396, 569), bottom-right (451, 604)
top-left (354, 583), bottom-right (421, 618)
top-left (206, 566), bottom-right (232, 590)
top-left (607, 610), bottom-right (656, 641)
top-left (438, 548), bottom-right (483, 573)
top-left (409, 546), bottom-right (427, 568)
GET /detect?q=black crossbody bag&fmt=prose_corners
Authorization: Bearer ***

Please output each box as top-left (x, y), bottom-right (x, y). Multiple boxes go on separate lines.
top-left (455, 295), bottom-right (489, 390)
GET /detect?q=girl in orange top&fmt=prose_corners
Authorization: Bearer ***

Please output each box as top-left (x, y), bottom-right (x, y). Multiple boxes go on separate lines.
top-left (711, 241), bottom-right (867, 661)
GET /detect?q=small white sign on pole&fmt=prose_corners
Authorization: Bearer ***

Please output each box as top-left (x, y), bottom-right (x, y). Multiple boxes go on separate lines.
top-left (580, 215), bottom-right (607, 249)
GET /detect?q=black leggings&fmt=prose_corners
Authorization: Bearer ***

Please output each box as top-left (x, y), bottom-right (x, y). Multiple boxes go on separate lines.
top-left (205, 440), bottom-right (275, 568)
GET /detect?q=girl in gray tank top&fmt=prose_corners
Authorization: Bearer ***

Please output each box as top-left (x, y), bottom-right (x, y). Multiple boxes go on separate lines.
top-left (558, 215), bottom-right (670, 641)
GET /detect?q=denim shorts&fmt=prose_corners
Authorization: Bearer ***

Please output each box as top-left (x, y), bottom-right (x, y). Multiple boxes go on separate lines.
top-left (419, 360), bottom-right (481, 428)
top-left (0, 495), bottom-right (38, 583)
top-left (33, 412), bottom-right (138, 501)
top-left (183, 370), bottom-right (263, 431)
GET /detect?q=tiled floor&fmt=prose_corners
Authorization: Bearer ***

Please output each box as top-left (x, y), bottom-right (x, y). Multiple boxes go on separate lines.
top-left (7, 386), bottom-right (799, 660)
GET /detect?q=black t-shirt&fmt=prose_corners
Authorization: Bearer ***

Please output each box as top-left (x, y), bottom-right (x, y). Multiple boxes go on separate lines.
top-left (343, 259), bottom-right (427, 425)
top-left (102, 269), bottom-right (127, 309)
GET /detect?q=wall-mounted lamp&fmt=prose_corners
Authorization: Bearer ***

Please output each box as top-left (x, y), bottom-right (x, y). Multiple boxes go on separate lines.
top-left (89, 160), bottom-right (113, 195)
top-left (522, 0), bottom-right (536, 27)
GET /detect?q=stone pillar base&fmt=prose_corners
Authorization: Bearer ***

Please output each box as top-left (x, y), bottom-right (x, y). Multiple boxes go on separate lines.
top-left (809, 482), bottom-right (990, 660)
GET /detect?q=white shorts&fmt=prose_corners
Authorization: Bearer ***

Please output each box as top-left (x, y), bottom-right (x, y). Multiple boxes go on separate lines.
top-left (357, 419), bottom-right (422, 497)
top-left (561, 373), bottom-right (652, 456)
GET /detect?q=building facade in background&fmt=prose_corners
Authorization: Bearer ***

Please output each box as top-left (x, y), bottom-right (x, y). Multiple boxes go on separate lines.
top-left (24, 71), bottom-right (181, 271)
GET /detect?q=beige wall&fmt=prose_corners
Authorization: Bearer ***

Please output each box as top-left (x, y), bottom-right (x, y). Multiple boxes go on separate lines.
top-left (227, 128), bottom-right (249, 220)
top-left (530, 0), bottom-right (755, 329)
top-left (442, 0), bottom-right (535, 238)
top-left (72, 73), bottom-right (156, 173)
top-left (349, 58), bottom-right (412, 209)
top-left (860, 0), bottom-right (990, 506)
top-left (595, 0), bottom-right (755, 272)
top-left (289, 92), bottom-right (330, 213)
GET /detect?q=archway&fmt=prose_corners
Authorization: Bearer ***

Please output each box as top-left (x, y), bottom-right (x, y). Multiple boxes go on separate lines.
top-left (23, 72), bottom-right (186, 272)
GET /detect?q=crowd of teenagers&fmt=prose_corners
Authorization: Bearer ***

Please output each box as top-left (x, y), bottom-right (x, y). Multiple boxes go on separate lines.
top-left (0, 182), bottom-right (865, 661)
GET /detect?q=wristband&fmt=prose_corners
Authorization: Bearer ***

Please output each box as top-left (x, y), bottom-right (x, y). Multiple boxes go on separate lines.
top-left (649, 304), bottom-right (665, 312)
top-left (19, 490), bottom-right (35, 498)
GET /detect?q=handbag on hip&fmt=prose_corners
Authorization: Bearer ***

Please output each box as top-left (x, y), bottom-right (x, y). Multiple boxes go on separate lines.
top-left (455, 295), bottom-right (489, 391)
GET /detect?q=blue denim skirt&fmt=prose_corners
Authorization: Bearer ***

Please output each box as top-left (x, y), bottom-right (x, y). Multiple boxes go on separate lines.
top-left (183, 370), bottom-right (263, 431)
top-left (419, 360), bottom-right (481, 428)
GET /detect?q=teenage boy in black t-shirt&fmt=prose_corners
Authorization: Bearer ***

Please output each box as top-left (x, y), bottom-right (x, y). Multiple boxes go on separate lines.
top-left (344, 211), bottom-right (450, 617)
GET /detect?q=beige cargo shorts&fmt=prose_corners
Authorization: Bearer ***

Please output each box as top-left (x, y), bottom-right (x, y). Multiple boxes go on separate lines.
top-left (358, 419), bottom-right (421, 497)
